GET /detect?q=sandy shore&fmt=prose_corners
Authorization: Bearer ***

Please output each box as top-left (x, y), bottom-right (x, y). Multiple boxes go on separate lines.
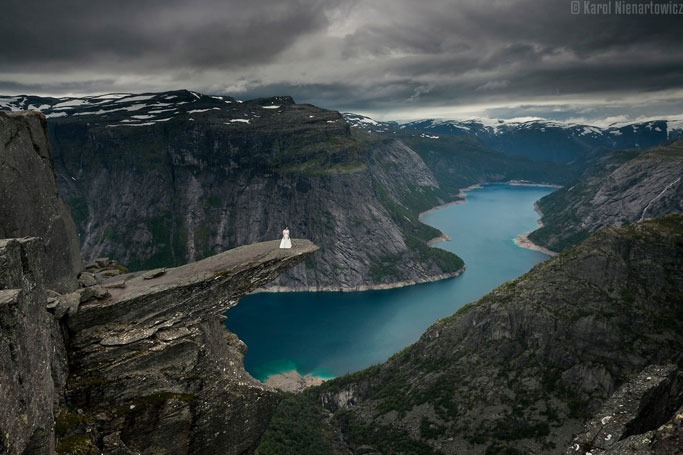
top-left (512, 202), bottom-right (557, 256)
top-left (513, 233), bottom-right (557, 256)
top-left (264, 370), bottom-right (329, 393)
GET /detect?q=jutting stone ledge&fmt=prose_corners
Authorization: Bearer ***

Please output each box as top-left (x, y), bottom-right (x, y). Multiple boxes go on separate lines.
top-left (61, 239), bottom-right (318, 454)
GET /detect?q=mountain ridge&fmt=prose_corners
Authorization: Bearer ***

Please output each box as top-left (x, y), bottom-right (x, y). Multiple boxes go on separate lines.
top-left (258, 214), bottom-right (683, 454)
top-left (344, 113), bottom-right (683, 164)
top-left (529, 139), bottom-right (683, 252)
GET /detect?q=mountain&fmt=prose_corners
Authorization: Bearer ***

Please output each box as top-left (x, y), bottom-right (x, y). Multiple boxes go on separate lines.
top-left (1, 90), bottom-right (580, 291)
top-left (258, 214), bottom-right (683, 454)
top-left (346, 113), bottom-right (683, 165)
top-left (1, 90), bottom-right (468, 290)
top-left (529, 140), bottom-right (683, 252)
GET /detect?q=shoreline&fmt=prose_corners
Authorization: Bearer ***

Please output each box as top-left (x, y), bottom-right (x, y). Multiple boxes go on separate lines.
top-left (254, 268), bottom-right (465, 293)
top-left (513, 233), bottom-right (557, 256)
top-left (507, 180), bottom-right (563, 189)
top-left (427, 233), bottom-right (452, 246)
top-left (512, 202), bottom-right (558, 256)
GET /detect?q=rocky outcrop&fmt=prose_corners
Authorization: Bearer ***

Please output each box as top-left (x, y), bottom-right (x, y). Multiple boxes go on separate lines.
top-left (567, 363), bottom-right (683, 454)
top-left (529, 140), bottom-right (683, 252)
top-left (0, 111), bottom-right (82, 293)
top-left (260, 215), bottom-right (683, 454)
top-left (0, 109), bottom-right (321, 454)
top-left (60, 239), bottom-right (318, 454)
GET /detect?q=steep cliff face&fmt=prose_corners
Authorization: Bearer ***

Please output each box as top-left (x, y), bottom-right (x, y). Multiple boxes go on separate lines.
top-left (0, 238), bottom-right (65, 455)
top-left (0, 111), bottom-right (79, 454)
top-left (0, 111), bottom-right (82, 292)
top-left (529, 140), bottom-right (683, 252)
top-left (22, 90), bottom-right (462, 290)
top-left (259, 215), bottom-right (683, 454)
top-left (568, 363), bottom-right (683, 454)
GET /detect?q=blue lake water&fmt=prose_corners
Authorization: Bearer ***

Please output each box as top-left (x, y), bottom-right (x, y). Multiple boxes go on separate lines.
top-left (225, 183), bottom-right (555, 381)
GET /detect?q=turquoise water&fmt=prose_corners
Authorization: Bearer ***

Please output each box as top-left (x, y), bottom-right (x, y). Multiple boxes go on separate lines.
top-left (225, 184), bottom-right (555, 381)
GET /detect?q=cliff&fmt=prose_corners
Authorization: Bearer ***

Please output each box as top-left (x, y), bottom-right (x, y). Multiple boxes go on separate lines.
top-left (529, 140), bottom-right (683, 252)
top-left (0, 110), bottom-right (319, 454)
top-left (0, 111), bottom-right (82, 292)
top-left (0, 110), bottom-right (81, 455)
top-left (10, 90), bottom-right (463, 290)
top-left (62, 239), bottom-right (318, 454)
top-left (0, 238), bottom-right (67, 455)
top-left (259, 215), bottom-right (683, 454)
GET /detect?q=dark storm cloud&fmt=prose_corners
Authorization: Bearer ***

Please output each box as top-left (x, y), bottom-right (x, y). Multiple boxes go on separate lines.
top-left (1, 0), bottom-right (333, 70)
top-left (1, 0), bottom-right (682, 121)
top-left (324, 1), bottom-right (683, 107)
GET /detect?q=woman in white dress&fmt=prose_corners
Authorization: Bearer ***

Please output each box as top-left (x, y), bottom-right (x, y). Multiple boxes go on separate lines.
top-left (279, 226), bottom-right (292, 249)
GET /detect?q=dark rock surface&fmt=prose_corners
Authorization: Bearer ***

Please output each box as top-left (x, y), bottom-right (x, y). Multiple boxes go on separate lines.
top-left (260, 215), bottom-right (683, 454)
top-left (0, 111), bottom-right (82, 293)
top-left (530, 140), bottom-right (683, 252)
top-left (0, 110), bottom-right (78, 454)
top-left (62, 239), bottom-right (318, 454)
top-left (567, 363), bottom-right (683, 454)
top-left (0, 238), bottom-right (66, 455)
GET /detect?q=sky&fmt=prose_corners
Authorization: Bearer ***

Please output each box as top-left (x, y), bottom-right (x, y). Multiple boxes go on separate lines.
top-left (2, 0), bottom-right (683, 124)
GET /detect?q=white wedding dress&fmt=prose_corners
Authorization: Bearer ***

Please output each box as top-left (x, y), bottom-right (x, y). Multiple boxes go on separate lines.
top-left (279, 228), bottom-right (292, 249)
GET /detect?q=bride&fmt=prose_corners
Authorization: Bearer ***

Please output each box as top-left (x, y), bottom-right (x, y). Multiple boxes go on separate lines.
top-left (279, 226), bottom-right (292, 249)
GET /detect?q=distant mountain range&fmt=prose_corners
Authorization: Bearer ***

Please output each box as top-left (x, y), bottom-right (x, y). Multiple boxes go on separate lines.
top-left (2, 91), bottom-right (679, 167)
top-left (0, 90), bottom-right (297, 128)
top-left (1, 90), bottom-right (680, 290)
top-left (344, 113), bottom-right (683, 163)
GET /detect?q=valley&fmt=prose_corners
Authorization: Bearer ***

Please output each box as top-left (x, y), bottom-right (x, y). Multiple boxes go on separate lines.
top-left (1, 93), bottom-right (682, 454)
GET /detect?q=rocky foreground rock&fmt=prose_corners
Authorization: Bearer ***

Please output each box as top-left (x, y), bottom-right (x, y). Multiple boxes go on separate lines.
top-left (63, 239), bottom-right (317, 454)
top-left (0, 111), bottom-right (319, 454)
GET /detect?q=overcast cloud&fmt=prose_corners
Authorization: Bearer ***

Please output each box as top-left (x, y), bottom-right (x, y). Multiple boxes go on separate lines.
top-left (2, 0), bottom-right (682, 123)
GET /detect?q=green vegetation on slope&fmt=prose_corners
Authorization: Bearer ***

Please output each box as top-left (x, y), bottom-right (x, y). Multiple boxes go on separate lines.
top-left (529, 141), bottom-right (683, 252)
top-left (258, 214), bottom-right (683, 454)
